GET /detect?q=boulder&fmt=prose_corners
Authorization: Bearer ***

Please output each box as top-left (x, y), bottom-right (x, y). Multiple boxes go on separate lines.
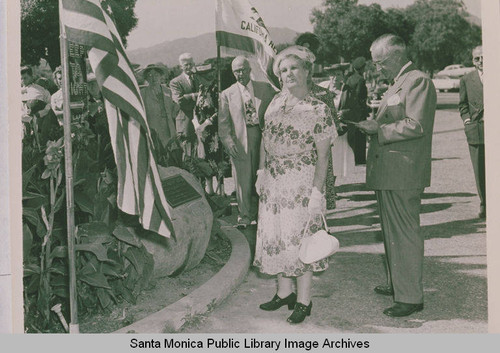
top-left (139, 166), bottom-right (213, 277)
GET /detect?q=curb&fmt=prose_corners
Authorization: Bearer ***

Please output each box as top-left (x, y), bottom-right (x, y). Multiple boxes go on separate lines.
top-left (114, 219), bottom-right (250, 333)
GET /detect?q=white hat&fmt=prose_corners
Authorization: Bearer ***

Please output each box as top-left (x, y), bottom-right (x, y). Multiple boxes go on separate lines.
top-left (273, 45), bottom-right (316, 77)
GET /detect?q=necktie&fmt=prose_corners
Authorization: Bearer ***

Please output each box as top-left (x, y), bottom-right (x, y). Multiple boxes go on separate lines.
top-left (189, 74), bottom-right (198, 92)
top-left (242, 86), bottom-right (258, 125)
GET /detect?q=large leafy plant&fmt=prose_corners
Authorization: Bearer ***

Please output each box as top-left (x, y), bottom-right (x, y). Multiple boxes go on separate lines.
top-left (22, 113), bottom-right (156, 332)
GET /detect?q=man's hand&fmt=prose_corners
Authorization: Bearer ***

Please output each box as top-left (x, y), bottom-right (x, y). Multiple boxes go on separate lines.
top-left (464, 118), bottom-right (472, 125)
top-left (227, 144), bottom-right (240, 159)
top-left (22, 114), bottom-right (32, 123)
top-left (357, 120), bottom-right (379, 135)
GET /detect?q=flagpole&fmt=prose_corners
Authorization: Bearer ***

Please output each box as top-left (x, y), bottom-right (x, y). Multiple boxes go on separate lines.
top-left (59, 0), bottom-right (79, 334)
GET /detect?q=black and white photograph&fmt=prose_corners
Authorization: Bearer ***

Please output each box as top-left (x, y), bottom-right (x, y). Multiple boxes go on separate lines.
top-left (2, 0), bottom-right (500, 345)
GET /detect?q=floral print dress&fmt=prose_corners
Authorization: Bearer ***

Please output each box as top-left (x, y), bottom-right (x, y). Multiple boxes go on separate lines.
top-left (254, 91), bottom-right (337, 276)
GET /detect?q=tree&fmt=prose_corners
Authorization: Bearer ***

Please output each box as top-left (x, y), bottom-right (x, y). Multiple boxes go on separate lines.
top-left (21, 0), bottom-right (138, 70)
top-left (310, 0), bottom-right (481, 74)
top-left (311, 0), bottom-right (393, 64)
top-left (404, 0), bottom-right (481, 74)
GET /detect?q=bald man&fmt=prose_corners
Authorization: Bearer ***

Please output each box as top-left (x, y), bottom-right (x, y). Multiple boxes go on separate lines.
top-left (218, 56), bottom-right (276, 228)
top-left (459, 45), bottom-right (485, 219)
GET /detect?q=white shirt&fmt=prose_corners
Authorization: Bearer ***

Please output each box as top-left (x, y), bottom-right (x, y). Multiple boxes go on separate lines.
top-left (237, 80), bottom-right (255, 104)
top-left (478, 69), bottom-right (483, 84)
top-left (182, 72), bottom-right (193, 88)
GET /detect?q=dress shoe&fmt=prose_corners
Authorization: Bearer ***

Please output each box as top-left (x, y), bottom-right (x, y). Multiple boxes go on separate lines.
top-left (287, 301), bottom-right (312, 324)
top-left (234, 216), bottom-right (250, 229)
top-left (259, 293), bottom-right (297, 311)
top-left (374, 284), bottom-right (394, 296)
top-left (383, 302), bottom-right (424, 317)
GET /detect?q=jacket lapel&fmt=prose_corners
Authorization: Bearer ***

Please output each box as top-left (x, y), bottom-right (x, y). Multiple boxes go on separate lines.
top-left (376, 63), bottom-right (417, 120)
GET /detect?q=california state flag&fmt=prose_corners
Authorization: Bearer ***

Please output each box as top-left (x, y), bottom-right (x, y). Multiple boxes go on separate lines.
top-left (216, 0), bottom-right (278, 87)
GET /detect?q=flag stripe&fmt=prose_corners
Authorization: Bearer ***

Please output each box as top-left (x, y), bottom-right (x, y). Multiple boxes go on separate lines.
top-left (62, 0), bottom-right (106, 23)
top-left (216, 31), bottom-right (255, 53)
top-left (101, 86), bottom-right (147, 131)
top-left (61, 0), bottom-right (174, 238)
top-left (65, 27), bottom-right (116, 54)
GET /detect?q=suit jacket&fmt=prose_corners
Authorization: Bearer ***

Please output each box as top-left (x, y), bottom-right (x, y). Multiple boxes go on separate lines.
top-left (169, 73), bottom-right (198, 138)
top-left (140, 84), bottom-right (178, 143)
top-left (459, 70), bottom-right (484, 145)
top-left (366, 63), bottom-right (437, 190)
top-left (339, 71), bottom-right (369, 122)
top-left (218, 80), bottom-right (276, 154)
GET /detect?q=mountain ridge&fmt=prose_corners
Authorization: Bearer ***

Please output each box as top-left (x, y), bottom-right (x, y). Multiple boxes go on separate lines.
top-left (126, 27), bottom-right (298, 67)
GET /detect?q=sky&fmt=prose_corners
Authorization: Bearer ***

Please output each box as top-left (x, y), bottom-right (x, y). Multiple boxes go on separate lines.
top-left (126, 0), bottom-right (482, 51)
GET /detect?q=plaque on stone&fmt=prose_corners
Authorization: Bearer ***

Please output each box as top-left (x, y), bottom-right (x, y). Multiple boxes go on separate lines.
top-left (162, 174), bottom-right (202, 208)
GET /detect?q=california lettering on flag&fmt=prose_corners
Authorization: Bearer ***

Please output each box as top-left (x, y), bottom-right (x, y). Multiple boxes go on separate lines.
top-left (60, 0), bottom-right (175, 238)
top-left (216, 0), bottom-right (278, 87)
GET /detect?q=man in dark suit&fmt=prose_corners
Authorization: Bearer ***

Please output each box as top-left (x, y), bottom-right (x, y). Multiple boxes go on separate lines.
top-left (218, 56), bottom-right (276, 228)
top-left (170, 53), bottom-right (199, 154)
top-left (339, 57), bottom-right (369, 165)
top-left (357, 34), bottom-right (436, 317)
top-left (459, 45), bottom-right (485, 219)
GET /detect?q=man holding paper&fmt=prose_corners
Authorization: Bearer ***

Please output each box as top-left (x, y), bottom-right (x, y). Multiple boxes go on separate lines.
top-left (357, 34), bottom-right (436, 317)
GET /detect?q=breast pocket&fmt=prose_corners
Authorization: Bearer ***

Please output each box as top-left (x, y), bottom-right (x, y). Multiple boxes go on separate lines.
top-left (385, 103), bottom-right (405, 122)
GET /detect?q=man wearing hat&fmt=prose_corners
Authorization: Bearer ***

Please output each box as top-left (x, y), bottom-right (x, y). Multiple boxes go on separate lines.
top-left (219, 56), bottom-right (276, 228)
top-left (339, 57), bottom-right (369, 165)
top-left (140, 63), bottom-right (178, 161)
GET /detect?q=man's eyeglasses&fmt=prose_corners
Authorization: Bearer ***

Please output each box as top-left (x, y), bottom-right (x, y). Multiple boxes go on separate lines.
top-left (473, 56), bottom-right (483, 62)
top-left (373, 56), bottom-right (390, 67)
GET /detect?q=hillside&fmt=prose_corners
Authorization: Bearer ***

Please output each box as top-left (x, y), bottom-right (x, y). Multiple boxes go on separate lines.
top-left (126, 27), bottom-right (297, 67)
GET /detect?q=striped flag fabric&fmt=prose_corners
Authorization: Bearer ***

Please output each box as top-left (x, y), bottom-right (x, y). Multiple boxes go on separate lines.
top-left (216, 0), bottom-right (278, 87)
top-left (60, 0), bottom-right (175, 238)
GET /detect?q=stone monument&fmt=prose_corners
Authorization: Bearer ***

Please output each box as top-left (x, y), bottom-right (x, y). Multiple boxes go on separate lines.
top-left (139, 166), bottom-right (213, 277)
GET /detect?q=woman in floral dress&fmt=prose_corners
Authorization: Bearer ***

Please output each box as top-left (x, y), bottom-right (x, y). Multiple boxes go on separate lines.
top-left (254, 46), bottom-right (337, 324)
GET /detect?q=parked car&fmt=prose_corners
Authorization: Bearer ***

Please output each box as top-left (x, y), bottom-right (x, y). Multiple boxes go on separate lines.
top-left (432, 75), bottom-right (460, 92)
top-left (436, 64), bottom-right (475, 78)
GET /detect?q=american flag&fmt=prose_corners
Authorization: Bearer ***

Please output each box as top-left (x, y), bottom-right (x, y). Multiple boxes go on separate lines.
top-left (60, 0), bottom-right (175, 238)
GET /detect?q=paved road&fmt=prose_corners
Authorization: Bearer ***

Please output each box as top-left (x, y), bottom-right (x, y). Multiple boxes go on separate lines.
top-left (187, 103), bottom-right (487, 333)
top-left (436, 91), bottom-right (459, 109)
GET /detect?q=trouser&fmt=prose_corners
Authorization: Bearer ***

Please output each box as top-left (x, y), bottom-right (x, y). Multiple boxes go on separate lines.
top-left (353, 130), bottom-right (366, 164)
top-left (231, 125), bottom-right (261, 220)
top-left (376, 189), bottom-right (424, 304)
top-left (468, 144), bottom-right (486, 208)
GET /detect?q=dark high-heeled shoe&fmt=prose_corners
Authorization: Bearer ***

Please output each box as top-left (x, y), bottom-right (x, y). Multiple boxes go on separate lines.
top-left (287, 301), bottom-right (312, 324)
top-left (259, 293), bottom-right (297, 311)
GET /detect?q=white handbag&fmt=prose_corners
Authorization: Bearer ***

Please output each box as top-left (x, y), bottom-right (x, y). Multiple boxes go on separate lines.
top-left (299, 213), bottom-right (340, 264)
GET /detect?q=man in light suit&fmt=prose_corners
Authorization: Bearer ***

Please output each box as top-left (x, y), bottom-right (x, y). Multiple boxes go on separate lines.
top-left (459, 45), bottom-right (485, 219)
top-left (170, 53), bottom-right (199, 153)
top-left (219, 56), bottom-right (276, 228)
top-left (357, 34), bottom-right (436, 317)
